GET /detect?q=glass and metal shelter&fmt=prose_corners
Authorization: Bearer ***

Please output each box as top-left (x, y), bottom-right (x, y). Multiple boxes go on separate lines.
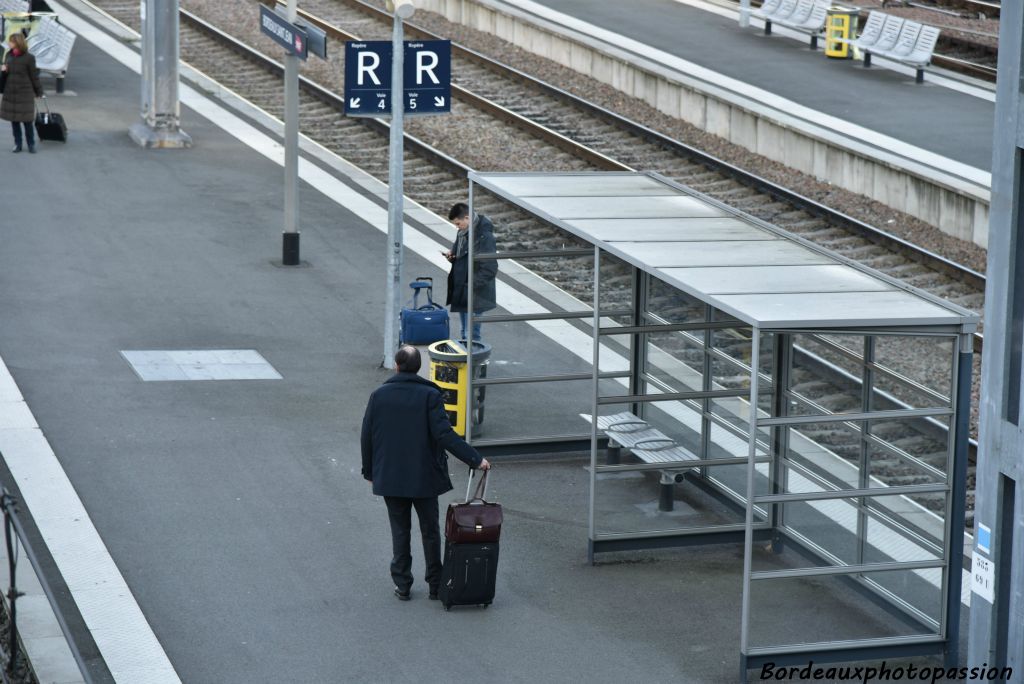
top-left (465, 171), bottom-right (979, 675)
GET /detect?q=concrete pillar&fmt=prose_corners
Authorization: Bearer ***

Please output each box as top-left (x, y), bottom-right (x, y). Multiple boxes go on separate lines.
top-left (967, 0), bottom-right (1024, 672)
top-left (130, 0), bottom-right (192, 148)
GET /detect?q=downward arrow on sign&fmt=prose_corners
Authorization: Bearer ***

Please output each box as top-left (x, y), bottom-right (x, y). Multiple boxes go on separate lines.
top-left (433, 96), bottom-right (445, 107)
top-left (349, 97), bottom-right (361, 108)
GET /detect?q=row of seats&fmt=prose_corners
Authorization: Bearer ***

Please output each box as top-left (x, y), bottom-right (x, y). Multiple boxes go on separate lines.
top-left (839, 10), bottom-right (941, 83)
top-left (750, 1), bottom-right (941, 83)
top-left (26, 16), bottom-right (76, 92)
top-left (752, 0), bottom-right (831, 49)
top-left (2, 3), bottom-right (75, 92)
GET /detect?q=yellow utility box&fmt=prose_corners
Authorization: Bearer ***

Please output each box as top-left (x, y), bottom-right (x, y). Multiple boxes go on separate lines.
top-left (428, 339), bottom-right (491, 438)
top-left (824, 7), bottom-right (859, 59)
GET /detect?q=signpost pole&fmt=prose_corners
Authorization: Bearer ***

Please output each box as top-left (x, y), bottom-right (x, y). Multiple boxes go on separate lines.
top-left (282, 0), bottom-right (301, 265)
top-left (383, 2), bottom-right (413, 367)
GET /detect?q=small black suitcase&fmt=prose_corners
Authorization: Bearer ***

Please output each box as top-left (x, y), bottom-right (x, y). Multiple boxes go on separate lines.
top-left (439, 541), bottom-right (499, 611)
top-left (440, 470), bottom-right (500, 610)
top-left (34, 99), bottom-right (67, 143)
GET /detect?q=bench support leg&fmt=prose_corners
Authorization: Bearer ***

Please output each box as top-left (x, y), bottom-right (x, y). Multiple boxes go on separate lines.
top-left (764, 21), bottom-right (771, 35)
top-left (606, 444), bottom-right (621, 465)
top-left (56, 76), bottom-right (65, 94)
top-left (863, 52), bottom-right (872, 68)
top-left (659, 483), bottom-right (674, 512)
top-left (916, 68), bottom-right (924, 84)
top-left (810, 35), bottom-right (817, 50)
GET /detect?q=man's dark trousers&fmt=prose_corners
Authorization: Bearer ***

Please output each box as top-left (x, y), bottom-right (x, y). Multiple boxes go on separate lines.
top-left (384, 496), bottom-right (442, 593)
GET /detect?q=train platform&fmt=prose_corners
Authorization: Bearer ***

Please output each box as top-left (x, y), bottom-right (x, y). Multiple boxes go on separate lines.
top-left (513, 0), bottom-right (995, 172)
top-left (0, 1), bottom-right (971, 682)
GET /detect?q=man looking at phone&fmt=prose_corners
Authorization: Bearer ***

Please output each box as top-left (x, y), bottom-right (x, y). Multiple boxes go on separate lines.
top-left (443, 202), bottom-right (497, 343)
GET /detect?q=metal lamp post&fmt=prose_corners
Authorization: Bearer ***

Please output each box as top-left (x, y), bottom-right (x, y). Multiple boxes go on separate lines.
top-left (382, 0), bottom-right (415, 367)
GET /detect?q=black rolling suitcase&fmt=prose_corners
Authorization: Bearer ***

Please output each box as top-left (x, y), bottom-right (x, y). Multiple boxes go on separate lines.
top-left (34, 98), bottom-right (67, 143)
top-left (439, 470), bottom-right (501, 611)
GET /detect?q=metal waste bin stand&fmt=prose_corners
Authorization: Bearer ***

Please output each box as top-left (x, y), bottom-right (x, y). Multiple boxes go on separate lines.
top-left (824, 6), bottom-right (859, 59)
top-left (428, 340), bottom-right (491, 438)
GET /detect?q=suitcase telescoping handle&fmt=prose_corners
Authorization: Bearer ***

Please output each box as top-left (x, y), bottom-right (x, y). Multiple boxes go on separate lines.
top-left (409, 277), bottom-right (435, 308)
top-left (465, 467), bottom-right (489, 503)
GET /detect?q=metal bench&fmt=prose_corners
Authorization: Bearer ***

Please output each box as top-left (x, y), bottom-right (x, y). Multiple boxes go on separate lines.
top-left (757, 0), bottom-right (830, 50)
top-left (26, 16), bottom-right (74, 92)
top-left (836, 9), bottom-right (884, 52)
top-left (865, 21), bottom-right (940, 83)
top-left (582, 411), bottom-right (700, 512)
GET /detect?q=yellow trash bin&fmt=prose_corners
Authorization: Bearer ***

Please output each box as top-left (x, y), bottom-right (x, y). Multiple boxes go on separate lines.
top-left (428, 340), bottom-right (491, 438)
top-left (824, 6), bottom-right (859, 59)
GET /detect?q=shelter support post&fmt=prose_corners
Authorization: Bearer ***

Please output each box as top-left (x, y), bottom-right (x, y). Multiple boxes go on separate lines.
top-left (739, 328), bottom-right (761, 679)
top-left (945, 334), bottom-right (972, 667)
top-left (588, 245), bottom-right (601, 565)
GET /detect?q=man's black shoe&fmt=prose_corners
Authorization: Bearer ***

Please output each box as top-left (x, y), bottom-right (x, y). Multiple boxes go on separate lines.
top-left (394, 587), bottom-right (411, 601)
top-left (428, 590), bottom-right (439, 600)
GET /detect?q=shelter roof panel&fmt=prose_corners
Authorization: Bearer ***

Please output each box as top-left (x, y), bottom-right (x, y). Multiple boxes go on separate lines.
top-left (659, 265), bottom-right (895, 295)
top-left (611, 240), bottom-right (834, 268)
top-left (713, 291), bottom-right (959, 328)
top-left (523, 195), bottom-right (730, 219)
top-left (470, 172), bottom-right (980, 330)
top-left (478, 174), bottom-right (674, 197)
top-left (566, 218), bottom-right (772, 242)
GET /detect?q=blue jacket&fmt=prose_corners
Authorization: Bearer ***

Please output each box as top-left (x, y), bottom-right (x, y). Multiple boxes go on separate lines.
top-left (360, 372), bottom-right (482, 498)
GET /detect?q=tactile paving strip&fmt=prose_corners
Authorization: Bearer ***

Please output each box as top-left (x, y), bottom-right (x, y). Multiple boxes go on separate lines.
top-left (120, 350), bottom-right (282, 381)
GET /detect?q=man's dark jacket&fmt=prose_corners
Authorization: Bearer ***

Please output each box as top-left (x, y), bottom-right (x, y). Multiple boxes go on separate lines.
top-left (361, 373), bottom-right (482, 498)
top-left (446, 214), bottom-right (498, 313)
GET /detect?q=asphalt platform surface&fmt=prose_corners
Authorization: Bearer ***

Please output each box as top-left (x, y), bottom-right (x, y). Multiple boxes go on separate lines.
top-left (0, 11), bottom-right (970, 684)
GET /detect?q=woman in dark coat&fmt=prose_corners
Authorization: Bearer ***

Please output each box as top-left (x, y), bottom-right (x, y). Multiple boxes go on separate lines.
top-left (0, 32), bottom-right (44, 153)
top-left (444, 202), bottom-right (498, 342)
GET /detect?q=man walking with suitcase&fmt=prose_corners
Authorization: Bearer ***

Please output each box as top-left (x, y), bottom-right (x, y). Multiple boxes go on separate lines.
top-left (361, 345), bottom-right (490, 601)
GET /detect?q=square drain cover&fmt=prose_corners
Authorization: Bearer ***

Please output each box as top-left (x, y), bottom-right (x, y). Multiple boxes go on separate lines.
top-left (121, 350), bottom-right (282, 381)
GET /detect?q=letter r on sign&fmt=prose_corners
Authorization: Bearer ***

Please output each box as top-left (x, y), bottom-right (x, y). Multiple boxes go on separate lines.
top-left (415, 50), bottom-right (440, 85)
top-left (357, 51), bottom-right (382, 86)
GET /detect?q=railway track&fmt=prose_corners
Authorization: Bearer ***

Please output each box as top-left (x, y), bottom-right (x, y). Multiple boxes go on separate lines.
top-left (84, 0), bottom-right (982, 525)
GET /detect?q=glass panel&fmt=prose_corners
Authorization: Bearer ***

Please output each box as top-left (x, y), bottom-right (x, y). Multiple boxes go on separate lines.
top-left (873, 336), bottom-right (954, 403)
top-left (746, 569), bottom-right (943, 650)
top-left (766, 493), bottom-right (945, 571)
top-left (794, 333), bottom-right (866, 380)
top-left (705, 460), bottom-right (770, 508)
top-left (867, 414), bottom-right (952, 482)
top-left (635, 398), bottom-right (706, 457)
top-left (645, 274), bottom-right (707, 324)
top-left (593, 461), bottom-right (767, 536)
top-left (644, 330), bottom-right (705, 390)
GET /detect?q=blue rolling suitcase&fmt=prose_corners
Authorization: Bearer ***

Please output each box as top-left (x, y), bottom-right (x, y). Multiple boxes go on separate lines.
top-left (400, 277), bottom-right (450, 345)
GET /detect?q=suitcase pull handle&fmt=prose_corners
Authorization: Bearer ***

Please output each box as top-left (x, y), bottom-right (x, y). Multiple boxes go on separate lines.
top-left (465, 467), bottom-right (489, 503)
top-left (408, 277), bottom-right (436, 308)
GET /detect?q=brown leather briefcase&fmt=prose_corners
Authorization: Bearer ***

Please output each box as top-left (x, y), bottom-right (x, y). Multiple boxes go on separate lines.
top-left (445, 470), bottom-right (502, 544)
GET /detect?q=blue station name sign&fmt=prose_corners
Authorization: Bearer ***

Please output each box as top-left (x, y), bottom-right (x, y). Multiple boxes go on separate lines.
top-left (344, 40), bottom-right (451, 117)
top-left (259, 5), bottom-right (308, 61)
